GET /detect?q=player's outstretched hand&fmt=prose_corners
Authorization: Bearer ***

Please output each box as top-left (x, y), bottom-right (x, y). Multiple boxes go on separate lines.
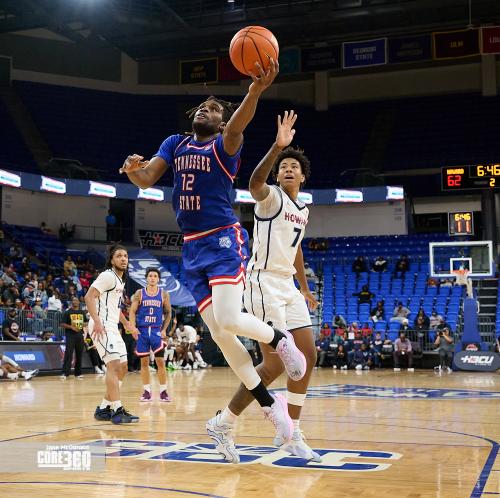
top-left (119, 154), bottom-right (149, 174)
top-left (91, 319), bottom-right (106, 340)
top-left (276, 110), bottom-right (298, 149)
top-left (301, 289), bottom-right (319, 312)
top-left (248, 58), bottom-right (279, 96)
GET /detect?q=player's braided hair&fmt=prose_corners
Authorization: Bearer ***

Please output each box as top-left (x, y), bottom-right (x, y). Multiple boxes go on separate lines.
top-left (272, 146), bottom-right (311, 187)
top-left (105, 243), bottom-right (128, 270)
top-left (186, 96), bottom-right (240, 123)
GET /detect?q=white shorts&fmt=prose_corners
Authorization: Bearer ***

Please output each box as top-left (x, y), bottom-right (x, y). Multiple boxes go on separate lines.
top-left (88, 318), bottom-right (127, 364)
top-left (243, 271), bottom-right (312, 332)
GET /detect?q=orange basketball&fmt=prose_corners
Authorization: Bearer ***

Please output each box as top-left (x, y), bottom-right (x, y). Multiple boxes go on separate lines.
top-left (229, 26), bottom-right (279, 76)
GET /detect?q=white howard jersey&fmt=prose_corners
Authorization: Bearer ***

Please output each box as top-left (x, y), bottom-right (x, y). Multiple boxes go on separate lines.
top-left (247, 185), bottom-right (309, 276)
top-left (90, 269), bottom-right (125, 325)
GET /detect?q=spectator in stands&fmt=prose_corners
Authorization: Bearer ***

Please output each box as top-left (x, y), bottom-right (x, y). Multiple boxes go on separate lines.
top-left (332, 344), bottom-right (348, 370)
top-left (40, 222), bottom-right (52, 234)
top-left (105, 210), bottom-right (117, 242)
top-left (321, 322), bottom-right (332, 338)
top-left (352, 256), bottom-right (368, 274)
top-left (427, 277), bottom-right (438, 287)
top-left (414, 310), bottom-right (430, 330)
top-left (370, 301), bottom-right (385, 322)
top-left (434, 327), bottom-right (454, 373)
top-left (61, 297), bottom-right (86, 379)
top-left (353, 284), bottom-right (374, 304)
top-left (429, 311), bottom-right (441, 330)
top-left (360, 343), bottom-right (373, 370)
top-left (348, 322), bottom-right (360, 337)
top-left (22, 281), bottom-right (36, 304)
top-left (41, 330), bottom-right (55, 341)
top-left (304, 262), bottom-right (317, 283)
top-left (308, 238), bottom-right (318, 251)
top-left (316, 238), bottom-right (328, 250)
top-left (3, 283), bottom-right (19, 304)
top-left (370, 331), bottom-right (384, 368)
top-left (32, 298), bottom-right (47, 335)
top-left (394, 254), bottom-right (410, 278)
top-left (361, 322), bottom-right (373, 338)
top-left (332, 314), bottom-right (347, 331)
top-left (436, 317), bottom-right (452, 333)
top-left (58, 223), bottom-right (67, 241)
top-left (372, 256), bottom-right (388, 272)
top-left (47, 289), bottom-right (63, 313)
top-left (414, 316), bottom-right (428, 337)
top-left (393, 331), bottom-right (414, 372)
top-left (440, 278), bottom-right (453, 287)
top-left (315, 333), bottom-right (330, 368)
top-left (34, 282), bottom-right (48, 308)
top-left (347, 330), bottom-right (365, 365)
top-left (2, 309), bottom-right (21, 341)
top-left (391, 301), bottom-right (410, 324)
top-left (9, 244), bottom-right (22, 260)
top-left (64, 256), bottom-right (77, 274)
top-left (332, 328), bottom-right (346, 347)
top-left (400, 318), bottom-right (412, 335)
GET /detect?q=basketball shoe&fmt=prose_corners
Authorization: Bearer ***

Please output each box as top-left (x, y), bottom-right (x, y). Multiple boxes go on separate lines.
top-left (111, 407), bottom-right (139, 424)
top-left (275, 330), bottom-right (307, 381)
top-left (160, 390), bottom-right (172, 402)
top-left (206, 411), bottom-right (239, 463)
top-left (140, 390), bottom-right (152, 402)
top-left (94, 405), bottom-right (112, 421)
top-left (276, 429), bottom-right (322, 462)
top-left (262, 393), bottom-right (293, 444)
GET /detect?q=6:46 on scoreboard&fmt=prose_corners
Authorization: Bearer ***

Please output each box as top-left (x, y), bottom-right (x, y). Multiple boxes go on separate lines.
top-left (442, 164), bottom-right (500, 191)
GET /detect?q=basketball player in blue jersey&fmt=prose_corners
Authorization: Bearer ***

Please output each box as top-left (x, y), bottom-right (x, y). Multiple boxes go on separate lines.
top-left (208, 111), bottom-right (322, 463)
top-left (128, 267), bottom-right (172, 402)
top-left (120, 58), bottom-right (307, 447)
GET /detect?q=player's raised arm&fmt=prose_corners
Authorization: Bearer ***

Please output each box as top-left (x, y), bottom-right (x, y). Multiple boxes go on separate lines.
top-left (222, 58), bottom-right (279, 156)
top-left (119, 154), bottom-right (168, 190)
top-left (249, 110), bottom-right (298, 201)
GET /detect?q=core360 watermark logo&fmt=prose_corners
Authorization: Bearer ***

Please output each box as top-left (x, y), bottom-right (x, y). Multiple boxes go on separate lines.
top-left (91, 439), bottom-right (402, 471)
top-left (37, 444), bottom-right (92, 471)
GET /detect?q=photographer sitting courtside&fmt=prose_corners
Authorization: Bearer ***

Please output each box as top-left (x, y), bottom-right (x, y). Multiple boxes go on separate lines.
top-left (433, 327), bottom-right (454, 373)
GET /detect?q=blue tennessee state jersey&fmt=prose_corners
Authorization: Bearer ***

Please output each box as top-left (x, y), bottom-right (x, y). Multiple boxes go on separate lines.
top-left (154, 133), bottom-right (241, 233)
top-left (137, 288), bottom-right (163, 329)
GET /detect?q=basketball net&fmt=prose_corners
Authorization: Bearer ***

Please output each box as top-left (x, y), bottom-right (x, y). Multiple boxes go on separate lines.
top-left (452, 268), bottom-right (473, 297)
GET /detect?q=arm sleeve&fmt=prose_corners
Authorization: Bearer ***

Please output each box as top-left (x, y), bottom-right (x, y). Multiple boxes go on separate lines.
top-left (153, 135), bottom-right (182, 165)
top-left (214, 134), bottom-right (242, 176)
top-left (90, 271), bottom-right (116, 295)
top-left (254, 186), bottom-right (282, 219)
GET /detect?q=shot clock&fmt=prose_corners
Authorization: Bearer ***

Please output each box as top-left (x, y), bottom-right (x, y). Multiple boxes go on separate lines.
top-left (442, 164), bottom-right (500, 191)
top-left (448, 212), bottom-right (474, 236)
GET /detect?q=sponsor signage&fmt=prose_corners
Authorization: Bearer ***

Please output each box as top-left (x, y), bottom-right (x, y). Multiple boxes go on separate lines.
top-left (88, 181), bottom-right (116, 198)
top-left (335, 189), bottom-right (363, 203)
top-left (0, 168), bottom-right (21, 187)
top-left (41, 176), bottom-right (66, 194)
top-left (386, 186), bottom-right (404, 200)
top-left (235, 189), bottom-right (313, 205)
top-left (453, 351), bottom-right (500, 372)
top-left (137, 187), bottom-right (164, 202)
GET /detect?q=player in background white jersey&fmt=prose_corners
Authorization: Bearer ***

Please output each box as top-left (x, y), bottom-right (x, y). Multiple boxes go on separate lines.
top-left (207, 111), bottom-right (321, 463)
top-left (85, 244), bottom-right (139, 424)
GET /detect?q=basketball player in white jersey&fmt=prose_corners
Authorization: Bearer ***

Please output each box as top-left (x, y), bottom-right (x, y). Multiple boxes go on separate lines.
top-left (207, 110), bottom-right (321, 462)
top-left (85, 244), bottom-right (139, 424)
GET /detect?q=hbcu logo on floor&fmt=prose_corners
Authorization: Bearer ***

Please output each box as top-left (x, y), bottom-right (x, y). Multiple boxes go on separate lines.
top-left (90, 439), bottom-right (401, 471)
top-left (272, 384), bottom-right (500, 400)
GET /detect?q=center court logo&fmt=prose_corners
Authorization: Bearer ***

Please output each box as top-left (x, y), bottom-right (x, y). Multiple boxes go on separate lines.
top-left (92, 439), bottom-right (401, 471)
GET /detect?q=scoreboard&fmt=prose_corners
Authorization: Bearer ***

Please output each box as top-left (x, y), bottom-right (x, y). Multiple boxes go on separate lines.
top-left (448, 211), bottom-right (474, 236)
top-left (442, 164), bottom-right (500, 191)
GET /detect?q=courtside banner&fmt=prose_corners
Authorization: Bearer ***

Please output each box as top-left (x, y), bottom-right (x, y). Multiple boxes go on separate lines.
top-left (343, 38), bottom-right (387, 69)
top-left (453, 350), bottom-right (500, 372)
top-left (433, 29), bottom-right (480, 59)
top-left (388, 34), bottom-right (431, 63)
top-left (301, 45), bottom-right (341, 72)
top-left (481, 26), bottom-right (500, 54)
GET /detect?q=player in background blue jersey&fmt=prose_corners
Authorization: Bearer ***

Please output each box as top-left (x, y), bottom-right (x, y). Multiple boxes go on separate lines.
top-left (120, 59), bottom-right (307, 451)
top-left (128, 267), bottom-right (172, 403)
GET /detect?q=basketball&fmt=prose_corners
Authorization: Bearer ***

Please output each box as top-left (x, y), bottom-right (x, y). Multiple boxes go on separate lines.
top-left (229, 26), bottom-right (279, 76)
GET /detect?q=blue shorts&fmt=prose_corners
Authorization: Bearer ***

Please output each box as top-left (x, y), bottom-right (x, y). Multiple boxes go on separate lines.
top-left (182, 223), bottom-right (249, 312)
top-left (135, 327), bottom-right (166, 357)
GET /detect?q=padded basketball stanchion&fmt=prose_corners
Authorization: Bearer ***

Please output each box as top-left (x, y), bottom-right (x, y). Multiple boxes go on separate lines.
top-left (460, 297), bottom-right (481, 346)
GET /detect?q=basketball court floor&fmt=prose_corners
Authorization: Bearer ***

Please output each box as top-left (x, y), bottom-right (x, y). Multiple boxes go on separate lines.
top-left (1, 368), bottom-right (499, 498)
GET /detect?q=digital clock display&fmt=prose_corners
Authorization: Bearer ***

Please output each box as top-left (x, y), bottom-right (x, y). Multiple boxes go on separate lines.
top-left (442, 165), bottom-right (500, 190)
top-left (448, 211), bottom-right (474, 236)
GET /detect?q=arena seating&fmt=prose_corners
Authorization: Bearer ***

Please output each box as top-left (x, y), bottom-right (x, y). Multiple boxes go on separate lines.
top-left (10, 82), bottom-right (500, 192)
top-left (306, 233), bottom-right (464, 341)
